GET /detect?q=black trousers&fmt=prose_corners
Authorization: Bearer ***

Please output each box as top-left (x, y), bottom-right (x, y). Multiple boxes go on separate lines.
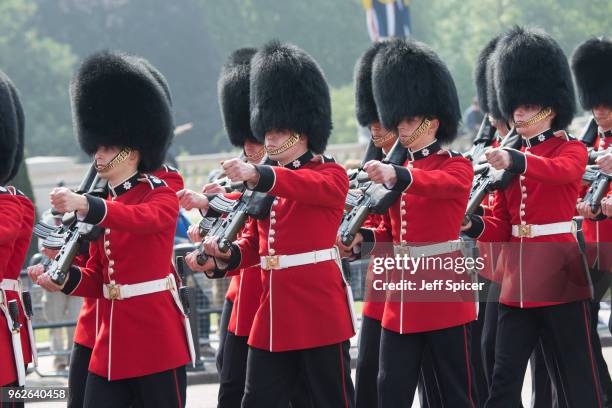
top-left (83, 366), bottom-right (187, 408)
top-left (470, 277), bottom-right (491, 405)
top-left (0, 381), bottom-right (23, 408)
top-left (485, 301), bottom-right (603, 408)
top-left (217, 299), bottom-right (234, 373)
top-left (378, 324), bottom-right (478, 408)
top-left (589, 301), bottom-right (612, 407)
top-left (242, 341), bottom-right (354, 408)
top-left (68, 342), bottom-right (93, 408)
top-left (219, 332), bottom-right (250, 408)
top-left (418, 346), bottom-right (445, 408)
top-left (530, 341), bottom-right (565, 408)
top-left (355, 315), bottom-right (381, 408)
top-left (356, 315), bottom-right (446, 408)
top-left (483, 283), bottom-right (567, 408)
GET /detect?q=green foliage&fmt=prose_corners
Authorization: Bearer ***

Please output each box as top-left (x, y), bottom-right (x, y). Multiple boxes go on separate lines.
top-left (0, 0), bottom-right (76, 157)
top-left (330, 84), bottom-right (358, 144)
top-left (1, 0), bottom-right (611, 158)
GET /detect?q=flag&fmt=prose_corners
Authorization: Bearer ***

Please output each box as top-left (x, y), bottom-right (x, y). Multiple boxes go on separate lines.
top-left (363, 0), bottom-right (411, 42)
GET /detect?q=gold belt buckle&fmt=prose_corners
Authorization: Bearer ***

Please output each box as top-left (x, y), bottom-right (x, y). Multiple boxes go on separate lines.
top-left (264, 255), bottom-right (280, 270)
top-left (518, 224), bottom-right (533, 238)
top-left (107, 283), bottom-right (122, 300)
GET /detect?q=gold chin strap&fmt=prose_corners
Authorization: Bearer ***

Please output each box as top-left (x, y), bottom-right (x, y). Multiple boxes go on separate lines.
top-left (96, 148), bottom-right (132, 174)
top-left (265, 132), bottom-right (300, 156)
top-left (372, 130), bottom-right (396, 147)
top-left (399, 118), bottom-right (431, 147)
top-left (515, 107), bottom-right (552, 129)
top-left (245, 146), bottom-right (265, 164)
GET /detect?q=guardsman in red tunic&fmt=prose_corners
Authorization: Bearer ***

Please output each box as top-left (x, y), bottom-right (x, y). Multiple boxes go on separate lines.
top-left (187, 41), bottom-right (355, 408)
top-left (349, 40), bottom-right (398, 408)
top-left (340, 38), bottom-right (477, 407)
top-left (462, 27), bottom-right (603, 407)
top-left (27, 164), bottom-right (185, 408)
top-left (0, 69), bottom-right (27, 401)
top-left (572, 36), bottom-right (612, 406)
top-left (178, 47), bottom-right (270, 408)
top-left (31, 51), bottom-right (191, 408)
top-left (474, 35), bottom-right (564, 408)
top-left (1, 75), bottom-right (37, 385)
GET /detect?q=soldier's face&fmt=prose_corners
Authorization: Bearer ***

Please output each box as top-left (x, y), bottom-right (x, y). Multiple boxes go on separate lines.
top-left (243, 140), bottom-right (264, 163)
top-left (94, 146), bottom-right (138, 180)
top-left (397, 116), bottom-right (438, 149)
top-left (264, 129), bottom-right (304, 162)
top-left (94, 146), bottom-right (121, 170)
top-left (593, 105), bottom-right (612, 130)
top-left (513, 105), bottom-right (554, 137)
top-left (370, 121), bottom-right (396, 150)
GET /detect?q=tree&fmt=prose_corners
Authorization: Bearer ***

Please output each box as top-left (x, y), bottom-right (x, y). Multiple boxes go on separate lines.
top-left (0, 0), bottom-right (76, 157)
top-left (33, 0), bottom-right (224, 155)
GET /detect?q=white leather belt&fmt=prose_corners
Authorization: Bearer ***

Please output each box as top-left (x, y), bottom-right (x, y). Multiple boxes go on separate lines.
top-left (260, 247), bottom-right (340, 270)
top-left (0, 279), bottom-right (21, 293)
top-left (394, 240), bottom-right (463, 258)
top-left (511, 221), bottom-right (574, 238)
top-left (103, 275), bottom-right (173, 300)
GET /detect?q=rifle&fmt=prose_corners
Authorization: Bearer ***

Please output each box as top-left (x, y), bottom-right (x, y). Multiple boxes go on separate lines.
top-left (580, 116), bottom-right (599, 147)
top-left (195, 159), bottom-right (276, 273)
top-left (347, 139), bottom-right (384, 183)
top-left (175, 256), bottom-right (191, 317)
top-left (44, 167), bottom-right (107, 286)
top-left (465, 128), bottom-right (521, 217)
top-left (578, 117), bottom-right (603, 165)
top-left (464, 115), bottom-right (498, 163)
top-left (582, 165), bottom-right (611, 214)
top-left (339, 139), bottom-right (408, 246)
top-left (34, 163), bottom-right (107, 249)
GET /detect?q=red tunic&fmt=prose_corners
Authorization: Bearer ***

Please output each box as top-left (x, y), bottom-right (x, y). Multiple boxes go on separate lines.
top-left (233, 155), bottom-right (355, 351)
top-left (73, 166), bottom-right (185, 350)
top-left (363, 143), bottom-right (477, 334)
top-left (4, 188), bottom-right (35, 365)
top-left (582, 133), bottom-right (612, 273)
top-left (0, 188), bottom-right (23, 385)
top-left (361, 213), bottom-right (387, 321)
top-left (226, 276), bottom-right (239, 302)
top-left (62, 173), bottom-right (190, 380)
top-left (474, 132), bottom-right (591, 307)
top-left (226, 218), bottom-right (263, 337)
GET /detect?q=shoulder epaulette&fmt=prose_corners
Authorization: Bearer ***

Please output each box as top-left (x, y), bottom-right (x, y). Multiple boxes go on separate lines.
top-left (438, 149), bottom-right (462, 157)
top-left (7, 186), bottom-right (25, 196)
top-left (142, 174), bottom-right (168, 189)
top-left (163, 164), bottom-right (179, 173)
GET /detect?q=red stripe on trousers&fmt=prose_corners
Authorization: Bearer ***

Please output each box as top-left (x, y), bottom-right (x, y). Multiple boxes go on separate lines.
top-left (463, 326), bottom-right (475, 408)
top-left (339, 343), bottom-right (349, 408)
top-left (582, 302), bottom-right (603, 408)
top-left (173, 369), bottom-right (182, 408)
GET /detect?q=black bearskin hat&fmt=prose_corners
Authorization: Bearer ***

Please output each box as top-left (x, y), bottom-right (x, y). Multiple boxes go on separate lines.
top-left (494, 26), bottom-right (575, 130)
top-left (0, 70), bottom-right (19, 185)
top-left (474, 36), bottom-right (500, 114)
top-left (571, 37), bottom-right (612, 111)
top-left (70, 50), bottom-right (174, 172)
top-left (218, 47), bottom-right (258, 147)
top-left (354, 41), bottom-right (390, 127)
top-left (372, 38), bottom-right (461, 144)
top-left (6, 79), bottom-right (24, 183)
top-left (486, 48), bottom-right (504, 121)
top-left (250, 40), bottom-right (332, 154)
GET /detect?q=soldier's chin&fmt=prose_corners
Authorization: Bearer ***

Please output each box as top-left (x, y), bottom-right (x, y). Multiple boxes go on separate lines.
top-left (95, 164), bottom-right (112, 178)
